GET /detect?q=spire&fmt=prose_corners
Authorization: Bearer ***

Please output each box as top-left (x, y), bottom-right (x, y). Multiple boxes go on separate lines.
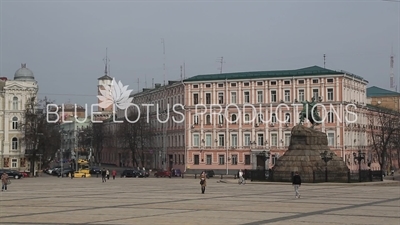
top-left (103, 48), bottom-right (110, 75)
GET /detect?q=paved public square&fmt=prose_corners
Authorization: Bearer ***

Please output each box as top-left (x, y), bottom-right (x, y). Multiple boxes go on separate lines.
top-left (0, 176), bottom-right (399, 225)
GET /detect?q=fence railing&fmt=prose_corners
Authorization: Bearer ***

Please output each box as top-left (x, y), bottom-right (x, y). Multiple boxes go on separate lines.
top-left (243, 169), bottom-right (383, 183)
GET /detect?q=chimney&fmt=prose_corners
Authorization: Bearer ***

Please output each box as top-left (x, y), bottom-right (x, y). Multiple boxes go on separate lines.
top-left (155, 83), bottom-right (161, 88)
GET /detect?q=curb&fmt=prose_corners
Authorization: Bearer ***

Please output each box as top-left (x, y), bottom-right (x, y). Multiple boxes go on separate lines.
top-left (218, 179), bottom-right (399, 186)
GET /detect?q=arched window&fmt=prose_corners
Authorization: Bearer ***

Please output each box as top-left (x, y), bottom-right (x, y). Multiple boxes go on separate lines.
top-left (244, 114), bottom-right (250, 124)
top-left (193, 115), bottom-right (199, 125)
top-left (231, 114), bottom-right (237, 124)
top-left (12, 117), bottom-right (18, 130)
top-left (206, 115), bottom-right (211, 125)
top-left (13, 97), bottom-right (18, 110)
top-left (271, 113), bottom-right (277, 123)
top-left (285, 113), bottom-right (291, 123)
top-left (328, 112), bottom-right (334, 123)
top-left (12, 137), bottom-right (18, 150)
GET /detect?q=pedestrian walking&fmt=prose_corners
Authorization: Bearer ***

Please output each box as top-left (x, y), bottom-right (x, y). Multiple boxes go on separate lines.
top-left (106, 169), bottom-right (110, 180)
top-left (101, 168), bottom-right (107, 183)
top-left (238, 169), bottom-right (245, 185)
top-left (200, 171), bottom-right (207, 194)
top-left (112, 170), bottom-right (117, 180)
top-left (1, 172), bottom-right (9, 191)
top-left (292, 171), bottom-right (302, 198)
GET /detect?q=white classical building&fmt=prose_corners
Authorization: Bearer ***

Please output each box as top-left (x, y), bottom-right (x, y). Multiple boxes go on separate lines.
top-left (0, 63), bottom-right (38, 171)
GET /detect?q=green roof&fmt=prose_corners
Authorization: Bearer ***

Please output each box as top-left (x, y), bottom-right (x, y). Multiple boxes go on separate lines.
top-left (184, 66), bottom-right (359, 82)
top-left (366, 86), bottom-right (400, 97)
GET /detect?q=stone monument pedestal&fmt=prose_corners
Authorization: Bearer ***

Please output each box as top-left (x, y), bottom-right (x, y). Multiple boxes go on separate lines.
top-left (271, 125), bottom-right (349, 183)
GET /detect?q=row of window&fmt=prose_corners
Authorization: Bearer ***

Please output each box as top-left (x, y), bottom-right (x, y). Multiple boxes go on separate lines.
top-left (192, 132), bottom-right (336, 147)
top-left (193, 112), bottom-right (336, 125)
top-left (193, 154), bottom-right (248, 165)
top-left (172, 154), bottom-right (185, 165)
top-left (193, 88), bottom-right (335, 104)
top-left (192, 78), bottom-right (335, 89)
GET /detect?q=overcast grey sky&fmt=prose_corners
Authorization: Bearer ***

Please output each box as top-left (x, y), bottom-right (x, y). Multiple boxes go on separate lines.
top-left (1, 0), bottom-right (399, 106)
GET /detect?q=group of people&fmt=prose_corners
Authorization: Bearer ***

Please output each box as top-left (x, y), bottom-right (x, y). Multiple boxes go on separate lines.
top-left (200, 169), bottom-right (302, 198)
top-left (101, 168), bottom-right (117, 182)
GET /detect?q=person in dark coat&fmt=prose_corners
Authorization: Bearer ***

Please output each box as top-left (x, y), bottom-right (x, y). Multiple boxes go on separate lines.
top-left (292, 171), bottom-right (301, 198)
top-left (101, 168), bottom-right (107, 182)
top-left (200, 171), bottom-right (207, 194)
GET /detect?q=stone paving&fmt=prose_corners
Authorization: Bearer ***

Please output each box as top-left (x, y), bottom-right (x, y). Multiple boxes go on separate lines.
top-left (0, 176), bottom-right (399, 225)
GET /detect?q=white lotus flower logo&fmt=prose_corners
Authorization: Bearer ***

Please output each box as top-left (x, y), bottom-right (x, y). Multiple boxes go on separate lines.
top-left (97, 78), bottom-right (134, 110)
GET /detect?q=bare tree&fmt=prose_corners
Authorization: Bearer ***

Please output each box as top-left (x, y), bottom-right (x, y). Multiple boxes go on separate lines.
top-left (117, 112), bottom-right (140, 168)
top-left (91, 122), bottom-right (105, 166)
top-left (367, 106), bottom-right (400, 178)
top-left (23, 97), bottom-right (60, 176)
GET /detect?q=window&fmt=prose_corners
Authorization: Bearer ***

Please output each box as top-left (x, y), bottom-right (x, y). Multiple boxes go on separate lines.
top-left (11, 159), bottom-right (17, 168)
top-left (219, 155), bottom-right (225, 165)
top-left (257, 133), bottom-right (264, 146)
top-left (205, 93), bottom-right (211, 104)
top-left (245, 155), bottom-right (251, 165)
top-left (205, 84), bottom-right (211, 88)
top-left (193, 85), bottom-right (198, 88)
top-left (193, 93), bottom-right (199, 104)
top-left (218, 134), bottom-right (225, 146)
top-left (257, 90), bottom-right (263, 103)
top-left (193, 115), bottom-right (199, 125)
top-left (231, 82), bottom-right (237, 87)
top-left (271, 90), bottom-right (277, 102)
top-left (284, 80), bottom-right (290, 85)
top-left (313, 79), bottom-right (319, 84)
top-left (244, 133), bottom-right (251, 146)
top-left (257, 81), bottom-right (263, 86)
top-left (244, 91), bottom-right (250, 103)
top-left (12, 137), bottom-right (18, 150)
top-left (312, 89), bottom-right (319, 99)
top-left (244, 82), bottom-right (250, 86)
top-left (328, 112), bottom-right (334, 123)
top-left (13, 97), bottom-right (18, 110)
top-left (298, 89), bottom-right (305, 102)
top-left (271, 113), bottom-right (277, 123)
top-left (285, 113), bottom-right (290, 123)
top-left (231, 92), bottom-right (237, 103)
top-left (193, 134), bottom-right (199, 147)
top-left (231, 134), bottom-right (238, 147)
top-left (298, 80), bottom-right (305, 84)
top-left (206, 115), bottom-right (211, 125)
top-left (12, 117), bottom-right (18, 130)
top-left (327, 78), bottom-right (334, 83)
top-left (218, 114), bottom-right (224, 124)
top-left (194, 155), bottom-right (200, 165)
top-left (244, 114), bottom-right (250, 124)
top-left (270, 81), bottom-right (276, 85)
top-left (231, 114), bottom-right (237, 124)
top-left (327, 88), bottom-right (334, 101)
top-left (258, 113), bottom-right (263, 123)
top-left (327, 133), bottom-right (335, 146)
top-left (205, 134), bottom-right (212, 146)
top-left (206, 155), bottom-right (212, 165)
top-left (271, 133), bottom-right (278, 146)
top-left (284, 90), bottom-right (290, 102)
top-left (284, 133), bottom-right (290, 147)
top-left (218, 83), bottom-right (224, 87)
top-left (231, 155), bottom-right (238, 165)
top-left (218, 92), bottom-right (224, 104)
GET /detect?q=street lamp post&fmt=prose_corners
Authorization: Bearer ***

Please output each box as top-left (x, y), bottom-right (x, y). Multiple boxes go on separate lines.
top-left (320, 150), bottom-right (334, 182)
top-left (353, 150), bottom-right (365, 182)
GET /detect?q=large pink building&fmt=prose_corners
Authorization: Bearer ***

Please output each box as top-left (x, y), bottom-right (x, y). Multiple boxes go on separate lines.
top-left (105, 66), bottom-right (390, 173)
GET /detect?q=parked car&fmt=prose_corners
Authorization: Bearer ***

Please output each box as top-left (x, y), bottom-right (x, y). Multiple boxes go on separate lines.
top-left (21, 172), bottom-right (29, 177)
top-left (58, 168), bottom-right (73, 177)
top-left (89, 167), bottom-right (101, 175)
top-left (205, 170), bottom-right (215, 178)
top-left (138, 170), bottom-right (149, 178)
top-left (121, 169), bottom-right (140, 178)
top-left (154, 170), bottom-right (171, 178)
top-left (171, 169), bottom-right (182, 177)
top-left (0, 169), bottom-right (23, 179)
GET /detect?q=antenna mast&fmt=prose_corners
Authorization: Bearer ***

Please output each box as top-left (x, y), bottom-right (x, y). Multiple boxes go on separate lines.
top-left (323, 54), bottom-right (326, 68)
top-left (152, 78), bottom-right (154, 88)
top-left (103, 47), bottom-right (110, 75)
top-left (183, 61), bottom-right (186, 79)
top-left (180, 65), bottom-right (183, 81)
top-left (218, 56), bottom-right (225, 74)
top-left (161, 38), bottom-right (166, 86)
top-left (390, 47), bottom-right (396, 91)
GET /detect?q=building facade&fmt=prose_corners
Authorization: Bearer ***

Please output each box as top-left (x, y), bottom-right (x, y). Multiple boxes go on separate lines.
top-left (366, 86), bottom-right (400, 111)
top-left (0, 63), bottom-right (38, 171)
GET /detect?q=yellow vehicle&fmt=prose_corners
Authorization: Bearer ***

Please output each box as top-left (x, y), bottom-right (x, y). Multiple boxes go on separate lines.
top-left (77, 159), bottom-right (90, 174)
top-left (73, 171), bottom-right (91, 178)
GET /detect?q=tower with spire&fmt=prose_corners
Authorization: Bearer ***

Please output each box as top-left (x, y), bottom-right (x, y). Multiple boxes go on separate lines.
top-left (97, 48), bottom-right (113, 113)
